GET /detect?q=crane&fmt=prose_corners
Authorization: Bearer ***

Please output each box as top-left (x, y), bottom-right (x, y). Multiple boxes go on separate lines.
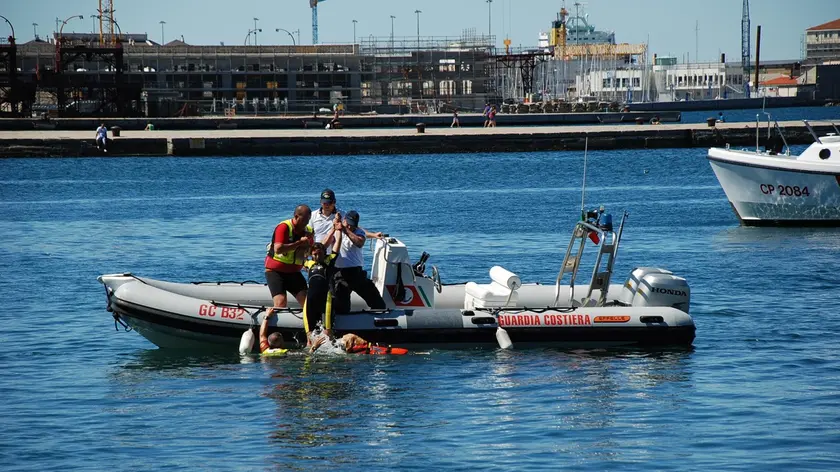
top-left (310, 0), bottom-right (326, 45)
top-left (741, 0), bottom-right (750, 73)
top-left (98, 0), bottom-right (115, 45)
top-left (551, 2), bottom-right (569, 60)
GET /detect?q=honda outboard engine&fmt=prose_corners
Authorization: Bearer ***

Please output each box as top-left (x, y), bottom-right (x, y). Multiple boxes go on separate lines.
top-left (617, 267), bottom-right (672, 305)
top-left (631, 272), bottom-right (691, 313)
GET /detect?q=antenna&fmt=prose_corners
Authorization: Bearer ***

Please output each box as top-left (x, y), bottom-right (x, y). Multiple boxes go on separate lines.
top-left (580, 136), bottom-right (589, 220)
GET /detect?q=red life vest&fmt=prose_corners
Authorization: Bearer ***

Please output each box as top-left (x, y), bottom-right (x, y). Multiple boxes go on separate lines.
top-left (346, 342), bottom-right (408, 355)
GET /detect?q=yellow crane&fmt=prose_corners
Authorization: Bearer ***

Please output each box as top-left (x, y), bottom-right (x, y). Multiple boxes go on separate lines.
top-left (98, 0), bottom-right (116, 45)
top-left (550, 4), bottom-right (568, 59)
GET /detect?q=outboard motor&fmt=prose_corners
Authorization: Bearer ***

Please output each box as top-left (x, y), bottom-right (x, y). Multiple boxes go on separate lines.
top-left (631, 272), bottom-right (691, 313)
top-left (617, 267), bottom-right (673, 305)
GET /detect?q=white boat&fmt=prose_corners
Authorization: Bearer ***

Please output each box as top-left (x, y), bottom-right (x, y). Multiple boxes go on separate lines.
top-left (708, 120), bottom-right (840, 225)
top-left (98, 209), bottom-right (695, 350)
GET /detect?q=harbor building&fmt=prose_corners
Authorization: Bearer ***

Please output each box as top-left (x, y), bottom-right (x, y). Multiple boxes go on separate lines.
top-left (805, 19), bottom-right (840, 62)
top-left (11, 32), bottom-right (497, 117)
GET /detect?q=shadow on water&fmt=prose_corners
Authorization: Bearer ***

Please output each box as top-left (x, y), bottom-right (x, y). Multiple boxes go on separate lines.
top-left (118, 348), bottom-right (245, 371)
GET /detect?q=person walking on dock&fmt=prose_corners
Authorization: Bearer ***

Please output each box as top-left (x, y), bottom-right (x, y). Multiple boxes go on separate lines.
top-left (482, 103), bottom-right (491, 128)
top-left (95, 123), bottom-right (108, 152)
top-left (488, 106), bottom-right (497, 128)
top-left (451, 109), bottom-right (460, 128)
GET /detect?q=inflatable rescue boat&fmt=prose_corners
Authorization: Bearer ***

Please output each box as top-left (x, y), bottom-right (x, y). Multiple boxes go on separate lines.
top-left (98, 208), bottom-right (695, 350)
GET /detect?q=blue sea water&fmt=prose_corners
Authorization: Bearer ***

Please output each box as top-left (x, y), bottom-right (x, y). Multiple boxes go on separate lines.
top-left (681, 105), bottom-right (840, 124)
top-left (1, 148), bottom-right (840, 471)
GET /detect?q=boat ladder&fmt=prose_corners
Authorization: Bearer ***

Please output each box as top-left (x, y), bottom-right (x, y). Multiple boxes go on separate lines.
top-left (554, 211), bottom-right (627, 307)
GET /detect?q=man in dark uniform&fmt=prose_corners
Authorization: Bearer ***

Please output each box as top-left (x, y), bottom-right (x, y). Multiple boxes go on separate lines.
top-left (332, 210), bottom-right (387, 314)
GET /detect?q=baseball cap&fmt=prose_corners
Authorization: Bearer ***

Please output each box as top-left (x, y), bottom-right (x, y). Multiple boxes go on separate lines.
top-left (345, 210), bottom-right (360, 227)
top-left (320, 189), bottom-right (336, 204)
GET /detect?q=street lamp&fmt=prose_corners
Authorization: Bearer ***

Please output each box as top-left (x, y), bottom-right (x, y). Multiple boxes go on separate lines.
top-left (245, 28), bottom-right (262, 45)
top-left (89, 15), bottom-right (98, 35)
top-left (253, 17), bottom-right (259, 46)
top-left (32, 22), bottom-right (38, 40)
top-left (275, 28), bottom-right (296, 45)
top-left (58, 15), bottom-right (85, 41)
top-left (0, 15), bottom-right (15, 44)
top-left (390, 15), bottom-right (395, 43)
top-left (352, 19), bottom-right (357, 44)
top-left (159, 20), bottom-right (165, 45)
top-left (414, 10), bottom-right (421, 46)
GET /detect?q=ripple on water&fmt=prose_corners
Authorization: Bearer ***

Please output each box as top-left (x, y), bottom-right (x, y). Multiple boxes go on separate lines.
top-left (2, 149), bottom-right (840, 470)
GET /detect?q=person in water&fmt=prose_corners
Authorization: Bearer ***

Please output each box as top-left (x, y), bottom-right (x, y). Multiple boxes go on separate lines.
top-left (310, 332), bottom-right (407, 355)
top-left (259, 310), bottom-right (285, 354)
top-left (259, 309), bottom-right (329, 355)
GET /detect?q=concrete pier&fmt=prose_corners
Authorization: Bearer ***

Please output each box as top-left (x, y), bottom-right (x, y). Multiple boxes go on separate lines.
top-left (0, 111), bottom-right (681, 132)
top-left (0, 121), bottom-right (833, 158)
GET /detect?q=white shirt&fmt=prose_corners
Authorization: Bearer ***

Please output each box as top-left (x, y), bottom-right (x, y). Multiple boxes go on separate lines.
top-left (335, 228), bottom-right (366, 268)
top-left (310, 207), bottom-right (344, 245)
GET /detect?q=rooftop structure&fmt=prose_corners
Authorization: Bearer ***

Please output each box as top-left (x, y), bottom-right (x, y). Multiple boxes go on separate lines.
top-left (806, 18), bottom-right (840, 62)
top-left (10, 32), bottom-right (497, 117)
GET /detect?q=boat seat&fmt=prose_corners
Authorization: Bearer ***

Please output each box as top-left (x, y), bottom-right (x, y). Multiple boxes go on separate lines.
top-left (464, 281), bottom-right (519, 309)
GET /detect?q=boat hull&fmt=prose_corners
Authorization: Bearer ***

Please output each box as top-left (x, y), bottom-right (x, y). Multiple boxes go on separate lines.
top-left (104, 276), bottom-right (695, 349)
top-left (708, 148), bottom-right (840, 225)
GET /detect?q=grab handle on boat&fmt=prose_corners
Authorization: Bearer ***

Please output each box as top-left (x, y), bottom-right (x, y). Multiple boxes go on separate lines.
top-left (640, 316), bottom-right (665, 324)
top-left (374, 318), bottom-right (399, 327)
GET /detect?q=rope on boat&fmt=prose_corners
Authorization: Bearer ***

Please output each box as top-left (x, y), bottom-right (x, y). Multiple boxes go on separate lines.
top-left (209, 301), bottom-right (306, 322)
top-left (191, 280), bottom-right (264, 286)
top-left (475, 306), bottom-right (578, 315)
top-left (113, 313), bottom-right (132, 332)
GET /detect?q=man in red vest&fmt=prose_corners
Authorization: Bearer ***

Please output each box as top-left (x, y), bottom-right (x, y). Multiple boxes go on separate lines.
top-left (265, 205), bottom-right (314, 317)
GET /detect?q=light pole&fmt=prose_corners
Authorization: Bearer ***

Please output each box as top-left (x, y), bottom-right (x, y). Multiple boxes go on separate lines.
top-left (159, 20), bottom-right (165, 45)
top-left (89, 15), bottom-right (98, 35)
top-left (253, 17), bottom-right (259, 46)
top-left (352, 19), bottom-right (357, 44)
top-left (59, 15), bottom-right (84, 41)
top-left (486, 0), bottom-right (493, 40)
top-left (0, 15), bottom-right (15, 43)
top-left (32, 22), bottom-right (38, 40)
top-left (245, 28), bottom-right (262, 45)
top-left (390, 15), bottom-right (395, 44)
top-left (275, 28), bottom-right (296, 45)
top-left (414, 10), bottom-right (421, 46)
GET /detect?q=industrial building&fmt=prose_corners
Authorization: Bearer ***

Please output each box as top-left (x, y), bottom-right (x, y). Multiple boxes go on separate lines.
top-left (805, 18), bottom-right (840, 62)
top-left (6, 31), bottom-right (497, 117)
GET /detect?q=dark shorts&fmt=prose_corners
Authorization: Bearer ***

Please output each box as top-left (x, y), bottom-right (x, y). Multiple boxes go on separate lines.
top-left (266, 270), bottom-right (307, 298)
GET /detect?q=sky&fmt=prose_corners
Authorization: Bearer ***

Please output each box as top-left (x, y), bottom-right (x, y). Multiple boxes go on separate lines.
top-left (3, 0), bottom-right (837, 61)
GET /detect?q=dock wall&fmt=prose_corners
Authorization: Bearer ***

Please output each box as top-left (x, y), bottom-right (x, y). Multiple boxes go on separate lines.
top-left (0, 122), bottom-right (832, 158)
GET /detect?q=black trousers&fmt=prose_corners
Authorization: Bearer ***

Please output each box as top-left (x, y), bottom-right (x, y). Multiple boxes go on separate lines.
top-left (305, 274), bottom-right (330, 332)
top-left (332, 266), bottom-right (386, 314)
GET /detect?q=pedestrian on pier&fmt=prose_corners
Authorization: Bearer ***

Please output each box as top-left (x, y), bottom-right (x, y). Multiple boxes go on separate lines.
top-left (451, 109), bottom-right (460, 128)
top-left (488, 106), bottom-right (497, 128)
top-left (95, 123), bottom-right (108, 152)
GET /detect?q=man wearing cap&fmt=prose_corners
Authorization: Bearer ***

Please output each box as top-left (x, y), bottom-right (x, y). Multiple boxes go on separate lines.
top-left (310, 188), bottom-right (383, 252)
top-left (332, 210), bottom-right (387, 314)
top-left (264, 205), bottom-right (314, 316)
